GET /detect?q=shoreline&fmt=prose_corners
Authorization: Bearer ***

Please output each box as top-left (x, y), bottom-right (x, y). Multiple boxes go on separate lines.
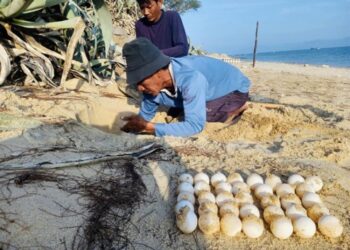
top-left (238, 58), bottom-right (350, 70)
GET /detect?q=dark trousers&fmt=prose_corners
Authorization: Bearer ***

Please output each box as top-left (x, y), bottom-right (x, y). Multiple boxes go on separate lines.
top-left (206, 91), bottom-right (249, 122)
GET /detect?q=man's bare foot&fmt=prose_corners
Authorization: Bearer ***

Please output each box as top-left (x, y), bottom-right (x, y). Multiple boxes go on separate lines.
top-left (224, 103), bottom-right (249, 124)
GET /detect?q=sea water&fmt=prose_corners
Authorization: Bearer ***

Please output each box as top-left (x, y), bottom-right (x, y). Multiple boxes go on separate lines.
top-left (236, 46), bottom-right (350, 68)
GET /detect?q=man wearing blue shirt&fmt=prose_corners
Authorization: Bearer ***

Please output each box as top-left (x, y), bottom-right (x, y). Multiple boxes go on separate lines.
top-left (121, 38), bottom-right (251, 137)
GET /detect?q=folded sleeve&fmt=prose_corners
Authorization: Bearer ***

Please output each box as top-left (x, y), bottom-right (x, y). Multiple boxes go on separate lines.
top-left (139, 95), bottom-right (159, 121)
top-left (155, 72), bottom-right (207, 137)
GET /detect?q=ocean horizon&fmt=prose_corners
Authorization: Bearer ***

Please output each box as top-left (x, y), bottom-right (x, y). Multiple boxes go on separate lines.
top-left (234, 46), bottom-right (350, 68)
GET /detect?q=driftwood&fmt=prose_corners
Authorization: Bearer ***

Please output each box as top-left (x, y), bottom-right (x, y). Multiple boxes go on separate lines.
top-left (0, 143), bottom-right (163, 170)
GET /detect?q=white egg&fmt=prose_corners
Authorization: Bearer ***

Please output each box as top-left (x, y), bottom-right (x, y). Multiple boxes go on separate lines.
top-left (305, 176), bottom-right (323, 192)
top-left (260, 195), bottom-right (281, 209)
top-left (235, 191), bottom-right (254, 206)
top-left (293, 216), bottom-right (316, 238)
top-left (219, 202), bottom-right (239, 217)
top-left (302, 192), bottom-right (322, 209)
top-left (254, 184), bottom-right (273, 200)
top-left (280, 193), bottom-right (301, 210)
top-left (220, 213), bottom-right (242, 237)
top-left (270, 216), bottom-right (293, 239)
top-left (285, 204), bottom-right (307, 221)
top-left (287, 174), bottom-right (305, 187)
top-left (318, 215), bottom-right (343, 238)
top-left (194, 172), bottom-right (210, 184)
top-left (197, 191), bottom-right (216, 205)
top-left (275, 183), bottom-right (295, 198)
top-left (242, 215), bottom-right (264, 238)
top-left (177, 182), bottom-right (194, 194)
top-left (215, 182), bottom-right (232, 194)
top-left (246, 173), bottom-right (264, 190)
top-left (307, 204), bottom-right (330, 222)
top-left (295, 183), bottom-right (315, 198)
top-left (227, 172), bottom-right (244, 184)
top-left (194, 181), bottom-right (211, 196)
top-left (263, 205), bottom-right (285, 224)
top-left (175, 200), bottom-right (195, 214)
top-left (239, 204), bottom-right (260, 219)
top-left (265, 173), bottom-right (282, 191)
top-left (231, 181), bottom-right (250, 195)
top-left (198, 211), bottom-right (220, 235)
top-left (216, 191), bottom-right (235, 207)
top-left (176, 206), bottom-right (198, 234)
top-left (211, 172), bottom-right (227, 187)
top-left (177, 192), bottom-right (196, 204)
top-left (198, 202), bottom-right (218, 216)
top-left (178, 173), bottom-right (193, 185)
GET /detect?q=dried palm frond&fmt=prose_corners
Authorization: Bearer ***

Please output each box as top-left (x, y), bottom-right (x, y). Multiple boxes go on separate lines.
top-left (0, 43), bottom-right (11, 85)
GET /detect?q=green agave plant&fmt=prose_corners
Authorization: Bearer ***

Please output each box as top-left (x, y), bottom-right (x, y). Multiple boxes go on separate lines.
top-left (0, 0), bottom-right (121, 86)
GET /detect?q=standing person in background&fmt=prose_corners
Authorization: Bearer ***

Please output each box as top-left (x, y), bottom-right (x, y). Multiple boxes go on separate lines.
top-left (135, 0), bottom-right (189, 57)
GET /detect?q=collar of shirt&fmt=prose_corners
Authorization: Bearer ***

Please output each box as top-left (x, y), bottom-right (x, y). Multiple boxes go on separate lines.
top-left (160, 62), bottom-right (177, 98)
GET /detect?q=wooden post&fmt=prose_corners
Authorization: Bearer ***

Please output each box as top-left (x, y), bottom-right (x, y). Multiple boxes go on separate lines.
top-left (253, 21), bottom-right (259, 68)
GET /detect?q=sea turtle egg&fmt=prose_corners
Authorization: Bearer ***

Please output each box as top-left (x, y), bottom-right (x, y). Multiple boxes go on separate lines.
top-left (231, 181), bottom-right (250, 195)
top-left (221, 213), bottom-right (242, 237)
top-left (254, 184), bottom-right (273, 200)
top-left (307, 204), bottom-right (330, 222)
top-left (239, 204), bottom-right (260, 219)
top-left (211, 172), bottom-right (227, 187)
top-left (302, 192), bottom-right (322, 209)
top-left (293, 216), bottom-right (316, 238)
top-left (177, 191), bottom-right (196, 204)
top-left (265, 173), bottom-right (282, 191)
top-left (305, 176), bottom-right (323, 192)
top-left (194, 172), bottom-right (210, 184)
top-left (275, 183), bottom-right (295, 198)
top-left (177, 182), bottom-right (194, 194)
top-left (175, 200), bottom-right (195, 214)
top-left (178, 173), bottom-right (193, 185)
top-left (227, 173), bottom-right (244, 184)
top-left (246, 173), bottom-right (264, 190)
top-left (263, 205), bottom-right (285, 224)
top-left (242, 215), bottom-right (264, 238)
top-left (216, 191), bottom-right (235, 207)
top-left (198, 212), bottom-right (220, 235)
top-left (295, 183), bottom-right (315, 198)
top-left (270, 216), bottom-right (293, 239)
top-left (318, 215), bottom-right (343, 238)
top-left (197, 191), bottom-right (216, 204)
top-left (287, 174), bottom-right (305, 187)
top-left (194, 181), bottom-right (211, 196)
top-left (215, 182), bottom-right (232, 194)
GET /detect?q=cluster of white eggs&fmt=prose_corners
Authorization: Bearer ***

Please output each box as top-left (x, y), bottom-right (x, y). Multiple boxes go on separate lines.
top-left (264, 173), bottom-right (343, 239)
top-left (175, 172), bottom-right (343, 239)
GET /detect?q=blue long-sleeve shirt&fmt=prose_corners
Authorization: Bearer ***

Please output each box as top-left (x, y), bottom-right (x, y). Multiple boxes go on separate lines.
top-left (135, 10), bottom-right (189, 57)
top-left (139, 56), bottom-right (251, 137)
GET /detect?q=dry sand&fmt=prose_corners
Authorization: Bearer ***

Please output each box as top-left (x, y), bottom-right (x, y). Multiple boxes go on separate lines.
top-left (0, 61), bottom-right (349, 249)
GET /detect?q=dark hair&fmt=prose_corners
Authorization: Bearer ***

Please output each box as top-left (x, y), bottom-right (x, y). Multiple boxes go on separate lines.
top-left (137, 0), bottom-right (158, 6)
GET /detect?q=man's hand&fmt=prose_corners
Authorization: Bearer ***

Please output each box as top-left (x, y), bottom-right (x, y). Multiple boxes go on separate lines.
top-left (121, 115), bottom-right (155, 134)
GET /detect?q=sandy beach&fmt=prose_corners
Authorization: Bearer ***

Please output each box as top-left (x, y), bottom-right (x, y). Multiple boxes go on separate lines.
top-left (0, 60), bottom-right (349, 249)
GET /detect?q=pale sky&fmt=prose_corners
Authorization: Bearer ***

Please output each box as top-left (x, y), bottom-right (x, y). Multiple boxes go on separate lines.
top-left (181, 0), bottom-right (350, 54)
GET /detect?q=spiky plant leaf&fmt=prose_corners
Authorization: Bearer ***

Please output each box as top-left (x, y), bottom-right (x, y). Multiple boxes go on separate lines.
top-left (0, 0), bottom-right (34, 19)
top-left (12, 16), bottom-right (83, 29)
top-left (91, 0), bottom-right (113, 55)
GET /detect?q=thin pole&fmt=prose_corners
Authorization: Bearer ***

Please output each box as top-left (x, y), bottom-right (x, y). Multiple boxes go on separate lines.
top-left (253, 21), bottom-right (259, 68)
